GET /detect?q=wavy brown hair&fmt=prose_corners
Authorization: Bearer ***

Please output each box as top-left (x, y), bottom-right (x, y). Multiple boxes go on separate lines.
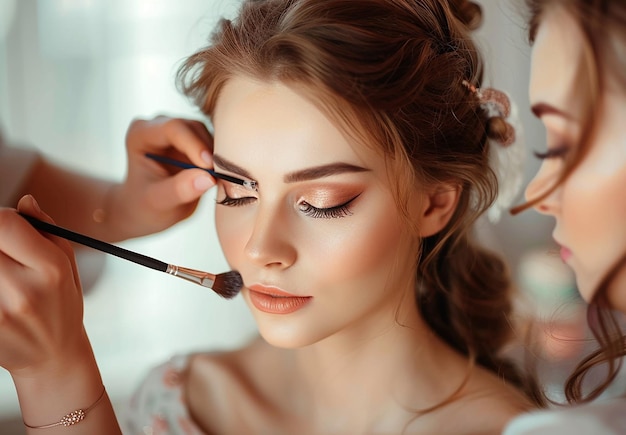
top-left (177, 0), bottom-right (544, 406)
top-left (514, 0), bottom-right (626, 404)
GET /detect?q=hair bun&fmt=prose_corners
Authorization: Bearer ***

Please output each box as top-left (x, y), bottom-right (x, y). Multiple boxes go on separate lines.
top-left (450, 0), bottom-right (482, 30)
top-left (487, 117), bottom-right (515, 147)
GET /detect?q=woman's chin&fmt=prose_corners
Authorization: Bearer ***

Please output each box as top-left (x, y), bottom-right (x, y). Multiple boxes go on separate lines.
top-left (255, 322), bottom-right (310, 349)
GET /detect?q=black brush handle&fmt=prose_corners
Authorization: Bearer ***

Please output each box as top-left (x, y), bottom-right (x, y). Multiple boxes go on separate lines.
top-left (20, 214), bottom-right (168, 273)
top-left (145, 152), bottom-right (248, 187)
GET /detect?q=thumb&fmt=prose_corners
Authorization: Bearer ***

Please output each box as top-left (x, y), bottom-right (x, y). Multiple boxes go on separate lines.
top-left (17, 195), bottom-right (82, 289)
top-left (17, 194), bottom-right (55, 224)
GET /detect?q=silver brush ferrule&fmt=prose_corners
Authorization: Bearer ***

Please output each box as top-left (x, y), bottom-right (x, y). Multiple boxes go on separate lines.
top-left (166, 265), bottom-right (215, 288)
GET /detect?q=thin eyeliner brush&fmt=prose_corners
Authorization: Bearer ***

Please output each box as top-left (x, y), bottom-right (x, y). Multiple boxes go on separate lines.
top-left (20, 214), bottom-right (242, 299)
top-left (145, 152), bottom-right (257, 191)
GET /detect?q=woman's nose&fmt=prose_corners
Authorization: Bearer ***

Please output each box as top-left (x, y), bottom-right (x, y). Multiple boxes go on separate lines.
top-left (525, 161), bottom-right (561, 216)
top-left (244, 206), bottom-right (297, 269)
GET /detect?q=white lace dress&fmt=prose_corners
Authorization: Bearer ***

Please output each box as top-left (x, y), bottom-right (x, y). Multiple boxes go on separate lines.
top-left (120, 355), bottom-right (206, 435)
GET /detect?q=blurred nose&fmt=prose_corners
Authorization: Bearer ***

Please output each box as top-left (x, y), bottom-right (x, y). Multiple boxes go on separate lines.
top-left (244, 204), bottom-right (297, 270)
top-left (524, 161), bottom-right (561, 216)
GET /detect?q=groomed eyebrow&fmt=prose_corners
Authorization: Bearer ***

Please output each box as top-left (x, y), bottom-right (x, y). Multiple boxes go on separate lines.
top-left (531, 102), bottom-right (573, 120)
top-left (284, 162), bottom-right (370, 183)
top-left (213, 154), bottom-right (255, 180)
top-left (212, 154), bottom-right (370, 184)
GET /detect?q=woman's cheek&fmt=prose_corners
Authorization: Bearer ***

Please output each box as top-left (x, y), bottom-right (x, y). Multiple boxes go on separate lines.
top-left (215, 207), bottom-right (251, 268)
top-left (302, 209), bottom-right (409, 282)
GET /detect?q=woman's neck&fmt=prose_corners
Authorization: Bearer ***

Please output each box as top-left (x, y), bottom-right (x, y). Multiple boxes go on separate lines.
top-left (284, 299), bottom-right (471, 430)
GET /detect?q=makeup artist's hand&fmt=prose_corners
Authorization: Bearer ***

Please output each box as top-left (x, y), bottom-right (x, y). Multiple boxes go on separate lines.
top-left (107, 116), bottom-right (216, 239)
top-left (0, 195), bottom-right (121, 432)
top-left (0, 195), bottom-right (89, 376)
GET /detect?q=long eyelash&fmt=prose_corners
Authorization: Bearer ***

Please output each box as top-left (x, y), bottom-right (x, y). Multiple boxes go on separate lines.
top-left (298, 194), bottom-right (360, 219)
top-left (534, 145), bottom-right (570, 160)
top-left (216, 194), bottom-right (256, 207)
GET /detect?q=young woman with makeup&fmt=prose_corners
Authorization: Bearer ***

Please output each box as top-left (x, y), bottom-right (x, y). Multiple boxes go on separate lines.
top-left (122, 1), bottom-right (545, 433)
top-left (504, 1), bottom-right (626, 433)
top-left (0, 0), bottom-right (542, 433)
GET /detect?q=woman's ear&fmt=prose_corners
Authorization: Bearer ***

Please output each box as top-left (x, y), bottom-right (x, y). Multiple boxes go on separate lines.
top-left (418, 184), bottom-right (461, 237)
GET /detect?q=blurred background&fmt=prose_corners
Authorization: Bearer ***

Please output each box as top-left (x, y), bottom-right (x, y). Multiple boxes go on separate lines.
top-left (0, 0), bottom-right (587, 432)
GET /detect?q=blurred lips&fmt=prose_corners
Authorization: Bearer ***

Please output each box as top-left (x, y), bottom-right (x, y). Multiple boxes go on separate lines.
top-left (248, 285), bottom-right (312, 314)
top-left (554, 234), bottom-right (572, 263)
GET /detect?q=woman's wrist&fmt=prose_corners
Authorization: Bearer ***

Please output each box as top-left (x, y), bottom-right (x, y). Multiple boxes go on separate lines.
top-left (90, 183), bottom-right (137, 242)
top-left (10, 330), bottom-right (108, 428)
top-left (22, 385), bottom-right (107, 429)
top-left (13, 357), bottom-right (122, 434)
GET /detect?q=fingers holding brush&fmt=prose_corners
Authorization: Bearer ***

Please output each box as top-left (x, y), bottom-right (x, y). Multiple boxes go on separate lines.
top-left (0, 195), bottom-right (76, 274)
top-left (0, 195), bottom-right (85, 375)
top-left (15, 195), bottom-right (79, 279)
top-left (0, 197), bottom-right (116, 432)
top-left (126, 115), bottom-right (215, 184)
top-left (105, 116), bottom-right (217, 239)
top-left (145, 162), bottom-right (215, 212)
top-left (126, 115), bottom-right (214, 167)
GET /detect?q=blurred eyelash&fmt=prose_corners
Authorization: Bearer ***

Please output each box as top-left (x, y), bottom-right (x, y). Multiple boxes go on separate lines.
top-left (216, 194), bottom-right (256, 207)
top-left (534, 145), bottom-right (570, 160)
top-left (298, 194), bottom-right (360, 219)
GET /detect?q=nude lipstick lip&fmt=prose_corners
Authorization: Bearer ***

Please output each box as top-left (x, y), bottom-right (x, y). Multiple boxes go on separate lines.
top-left (560, 246), bottom-right (572, 262)
top-left (554, 234), bottom-right (572, 263)
top-left (248, 284), bottom-right (312, 314)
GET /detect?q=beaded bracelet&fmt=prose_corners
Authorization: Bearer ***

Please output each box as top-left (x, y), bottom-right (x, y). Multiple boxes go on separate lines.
top-left (23, 387), bottom-right (107, 429)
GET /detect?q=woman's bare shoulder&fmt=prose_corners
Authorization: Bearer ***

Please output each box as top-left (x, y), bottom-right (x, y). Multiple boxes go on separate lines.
top-left (187, 335), bottom-right (286, 389)
top-left (403, 362), bottom-right (536, 435)
top-left (183, 337), bottom-right (290, 433)
top-left (443, 368), bottom-right (536, 434)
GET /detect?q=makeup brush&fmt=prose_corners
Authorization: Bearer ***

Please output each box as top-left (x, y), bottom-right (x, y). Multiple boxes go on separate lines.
top-left (145, 152), bottom-right (257, 191)
top-left (20, 214), bottom-right (242, 299)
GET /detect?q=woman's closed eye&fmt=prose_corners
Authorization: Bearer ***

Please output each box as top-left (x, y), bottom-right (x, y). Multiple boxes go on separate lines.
top-left (216, 194), bottom-right (256, 207)
top-left (297, 193), bottom-right (360, 219)
top-left (533, 143), bottom-right (571, 160)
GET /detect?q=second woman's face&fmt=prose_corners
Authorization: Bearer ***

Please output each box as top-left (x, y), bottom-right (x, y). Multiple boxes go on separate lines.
top-left (526, 8), bottom-right (626, 308)
top-left (211, 76), bottom-right (421, 348)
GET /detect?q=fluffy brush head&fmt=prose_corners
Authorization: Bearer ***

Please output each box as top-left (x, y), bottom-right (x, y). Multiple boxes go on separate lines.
top-left (212, 270), bottom-right (244, 299)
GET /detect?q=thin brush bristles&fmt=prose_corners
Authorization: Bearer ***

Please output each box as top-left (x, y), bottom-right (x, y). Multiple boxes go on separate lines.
top-left (212, 270), bottom-right (243, 299)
